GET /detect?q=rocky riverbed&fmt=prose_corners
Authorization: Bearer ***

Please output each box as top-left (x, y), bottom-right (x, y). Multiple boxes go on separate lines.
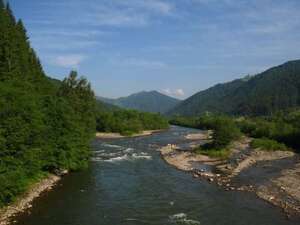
top-left (0, 174), bottom-right (63, 225)
top-left (159, 133), bottom-right (300, 216)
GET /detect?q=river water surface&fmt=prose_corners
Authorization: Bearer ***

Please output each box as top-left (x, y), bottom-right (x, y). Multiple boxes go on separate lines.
top-left (15, 126), bottom-right (300, 225)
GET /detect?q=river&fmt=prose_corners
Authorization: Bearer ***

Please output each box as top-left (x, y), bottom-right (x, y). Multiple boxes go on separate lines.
top-left (15, 126), bottom-right (300, 225)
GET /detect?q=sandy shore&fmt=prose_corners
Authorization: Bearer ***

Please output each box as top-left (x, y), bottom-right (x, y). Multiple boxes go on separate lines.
top-left (96, 129), bottom-right (163, 139)
top-left (185, 130), bottom-right (212, 140)
top-left (160, 132), bottom-right (300, 216)
top-left (0, 174), bottom-right (61, 225)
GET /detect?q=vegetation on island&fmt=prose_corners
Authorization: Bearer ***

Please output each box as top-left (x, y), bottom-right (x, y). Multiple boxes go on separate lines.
top-left (250, 138), bottom-right (289, 152)
top-left (96, 109), bottom-right (169, 136)
top-left (193, 115), bottom-right (242, 158)
top-left (171, 109), bottom-right (300, 157)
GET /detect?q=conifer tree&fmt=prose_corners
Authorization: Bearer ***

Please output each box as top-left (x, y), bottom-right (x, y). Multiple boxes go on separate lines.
top-left (0, 4), bottom-right (97, 205)
top-left (0, 0), bottom-right (5, 9)
top-left (5, 3), bottom-right (15, 24)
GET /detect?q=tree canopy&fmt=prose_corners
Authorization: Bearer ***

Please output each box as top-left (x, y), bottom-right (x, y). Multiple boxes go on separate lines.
top-left (0, 4), bottom-right (96, 206)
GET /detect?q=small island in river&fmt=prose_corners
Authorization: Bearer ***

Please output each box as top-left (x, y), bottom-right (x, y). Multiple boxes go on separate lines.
top-left (160, 130), bottom-right (300, 216)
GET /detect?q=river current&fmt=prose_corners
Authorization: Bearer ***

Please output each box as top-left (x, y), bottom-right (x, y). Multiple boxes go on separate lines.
top-left (15, 126), bottom-right (300, 225)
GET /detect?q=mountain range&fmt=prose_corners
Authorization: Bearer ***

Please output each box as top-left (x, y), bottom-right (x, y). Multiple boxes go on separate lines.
top-left (168, 60), bottom-right (300, 116)
top-left (98, 91), bottom-right (180, 114)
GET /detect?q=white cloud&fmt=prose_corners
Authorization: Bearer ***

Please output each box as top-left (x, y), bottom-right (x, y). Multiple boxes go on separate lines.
top-left (123, 0), bottom-right (173, 15)
top-left (174, 89), bottom-right (185, 97)
top-left (34, 30), bottom-right (110, 38)
top-left (32, 38), bottom-right (99, 51)
top-left (162, 88), bottom-right (185, 98)
top-left (113, 57), bottom-right (167, 68)
top-left (33, 0), bottom-right (174, 28)
top-left (91, 13), bottom-right (148, 27)
top-left (52, 54), bottom-right (87, 68)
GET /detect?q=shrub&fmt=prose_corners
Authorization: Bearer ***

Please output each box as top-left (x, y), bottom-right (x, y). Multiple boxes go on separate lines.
top-left (194, 116), bottom-right (241, 159)
top-left (211, 117), bottom-right (241, 149)
top-left (195, 144), bottom-right (231, 159)
top-left (250, 138), bottom-right (289, 151)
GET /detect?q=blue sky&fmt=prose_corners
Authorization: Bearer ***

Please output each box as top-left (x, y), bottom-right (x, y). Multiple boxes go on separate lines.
top-left (9, 0), bottom-right (300, 99)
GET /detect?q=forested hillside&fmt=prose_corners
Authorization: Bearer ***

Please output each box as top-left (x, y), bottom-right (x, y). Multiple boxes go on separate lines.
top-left (0, 2), bottom-right (96, 206)
top-left (99, 90), bottom-right (180, 113)
top-left (168, 60), bottom-right (300, 116)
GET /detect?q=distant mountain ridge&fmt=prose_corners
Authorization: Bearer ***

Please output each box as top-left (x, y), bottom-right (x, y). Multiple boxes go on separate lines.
top-left (99, 91), bottom-right (180, 113)
top-left (168, 60), bottom-right (300, 116)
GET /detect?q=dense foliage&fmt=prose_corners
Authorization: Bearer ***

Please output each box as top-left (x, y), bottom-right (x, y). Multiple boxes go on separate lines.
top-left (250, 138), bottom-right (289, 152)
top-left (237, 110), bottom-right (300, 150)
top-left (168, 60), bottom-right (300, 116)
top-left (96, 109), bottom-right (169, 136)
top-left (0, 3), bottom-right (96, 206)
top-left (169, 116), bottom-right (199, 128)
top-left (171, 115), bottom-right (241, 157)
top-left (100, 91), bottom-right (180, 114)
top-left (171, 110), bottom-right (300, 156)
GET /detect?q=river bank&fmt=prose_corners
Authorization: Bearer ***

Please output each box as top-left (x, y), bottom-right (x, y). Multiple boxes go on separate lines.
top-left (159, 132), bottom-right (300, 216)
top-left (12, 126), bottom-right (300, 225)
top-left (0, 174), bottom-right (62, 225)
top-left (95, 129), bottom-right (164, 139)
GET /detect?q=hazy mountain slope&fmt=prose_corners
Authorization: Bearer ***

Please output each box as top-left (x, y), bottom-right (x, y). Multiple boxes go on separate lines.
top-left (95, 97), bottom-right (120, 112)
top-left (168, 60), bottom-right (300, 116)
top-left (100, 91), bottom-right (180, 113)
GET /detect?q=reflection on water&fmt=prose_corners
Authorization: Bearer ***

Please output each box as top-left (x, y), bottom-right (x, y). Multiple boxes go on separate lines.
top-left (15, 126), bottom-right (300, 225)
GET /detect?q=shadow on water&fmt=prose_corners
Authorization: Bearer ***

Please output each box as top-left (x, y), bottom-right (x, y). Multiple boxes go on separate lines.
top-left (14, 126), bottom-right (300, 225)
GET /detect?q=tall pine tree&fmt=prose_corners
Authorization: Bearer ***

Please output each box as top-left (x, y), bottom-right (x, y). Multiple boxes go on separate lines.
top-left (0, 3), bottom-right (96, 206)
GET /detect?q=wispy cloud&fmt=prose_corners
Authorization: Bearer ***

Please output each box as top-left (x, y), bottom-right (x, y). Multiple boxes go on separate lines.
top-left (111, 57), bottom-right (167, 69)
top-left (33, 29), bottom-right (111, 38)
top-left (120, 0), bottom-right (173, 15)
top-left (13, 0), bottom-right (300, 98)
top-left (32, 38), bottom-right (100, 51)
top-left (162, 88), bottom-right (185, 98)
top-left (31, 0), bottom-right (174, 27)
top-left (25, 0), bottom-right (175, 70)
top-left (51, 54), bottom-right (87, 68)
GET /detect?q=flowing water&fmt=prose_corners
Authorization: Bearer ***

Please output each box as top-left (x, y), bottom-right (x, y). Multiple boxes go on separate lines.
top-left (15, 126), bottom-right (300, 225)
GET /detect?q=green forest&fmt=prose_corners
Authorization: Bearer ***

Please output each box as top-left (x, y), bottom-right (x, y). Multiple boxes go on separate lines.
top-left (0, 0), bottom-right (97, 205)
top-left (168, 60), bottom-right (300, 117)
top-left (0, 2), bottom-right (168, 207)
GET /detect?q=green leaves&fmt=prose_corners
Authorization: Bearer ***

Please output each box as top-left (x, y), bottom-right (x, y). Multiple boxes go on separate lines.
top-left (211, 117), bottom-right (241, 149)
top-left (0, 2), bottom-right (97, 206)
top-left (96, 109), bottom-right (169, 135)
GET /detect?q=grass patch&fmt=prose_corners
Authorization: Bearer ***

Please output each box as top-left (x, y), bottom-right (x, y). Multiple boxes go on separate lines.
top-left (250, 138), bottom-right (290, 151)
top-left (120, 130), bottom-right (136, 136)
top-left (195, 143), bottom-right (231, 159)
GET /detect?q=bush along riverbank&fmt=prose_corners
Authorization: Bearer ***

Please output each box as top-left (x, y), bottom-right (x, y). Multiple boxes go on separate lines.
top-left (166, 113), bottom-right (300, 216)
